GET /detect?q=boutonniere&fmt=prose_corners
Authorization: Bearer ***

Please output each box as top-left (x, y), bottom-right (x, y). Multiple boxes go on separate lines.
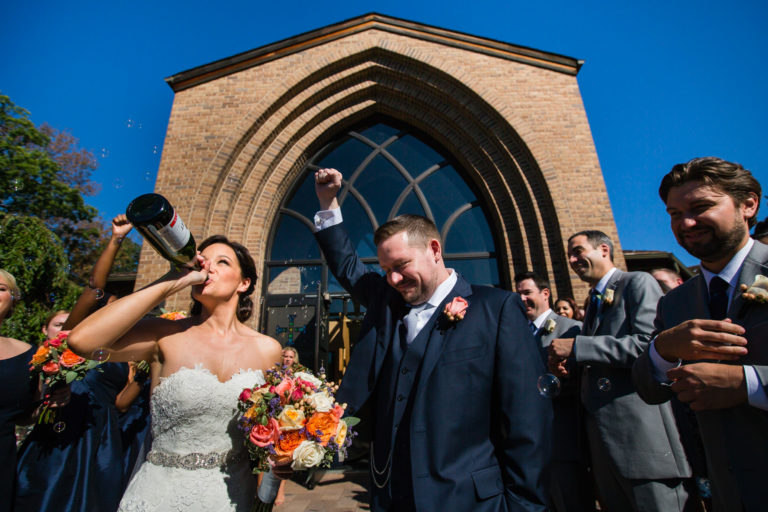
top-left (443, 296), bottom-right (468, 323)
top-left (544, 318), bottom-right (557, 334)
top-left (600, 288), bottom-right (615, 306)
top-left (740, 275), bottom-right (768, 304)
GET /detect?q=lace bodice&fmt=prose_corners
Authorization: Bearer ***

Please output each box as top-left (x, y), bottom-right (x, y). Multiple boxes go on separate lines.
top-left (150, 365), bottom-right (264, 455)
top-left (118, 366), bottom-right (264, 512)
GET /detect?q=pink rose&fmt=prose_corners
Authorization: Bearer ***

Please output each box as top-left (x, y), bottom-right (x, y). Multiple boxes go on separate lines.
top-left (443, 296), bottom-right (468, 321)
top-left (331, 404), bottom-right (344, 419)
top-left (249, 418), bottom-right (280, 447)
top-left (42, 361), bottom-right (60, 375)
top-left (291, 389), bottom-right (304, 401)
top-left (274, 378), bottom-right (295, 402)
top-left (48, 337), bottom-right (63, 348)
top-left (239, 388), bottom-right (252, 402)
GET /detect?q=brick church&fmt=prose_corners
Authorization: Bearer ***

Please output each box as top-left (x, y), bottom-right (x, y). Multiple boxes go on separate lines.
top-left (136, 13), bottom-right (625, 374)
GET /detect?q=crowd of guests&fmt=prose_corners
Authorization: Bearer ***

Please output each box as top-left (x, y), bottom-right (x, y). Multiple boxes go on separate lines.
top-left (2, 155), bottom-right (766, 512)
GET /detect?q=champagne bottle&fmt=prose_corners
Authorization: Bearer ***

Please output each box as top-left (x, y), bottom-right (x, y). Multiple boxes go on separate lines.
top-left (126, 193), bottom-right (197, 267)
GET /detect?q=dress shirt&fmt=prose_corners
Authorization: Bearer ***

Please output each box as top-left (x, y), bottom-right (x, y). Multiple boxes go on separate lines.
top-left (648, 238), bottom-right (767, 410)
top-left (593, 267), bottom-right (618, 296)
top-left (531, 309), bottom-right (553, 331)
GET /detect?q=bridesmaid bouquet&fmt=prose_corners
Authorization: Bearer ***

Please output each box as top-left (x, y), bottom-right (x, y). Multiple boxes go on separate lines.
top-left (236, 363), bottom-right (358, 472)
top-left (29, 331), bottom-right (101, 426)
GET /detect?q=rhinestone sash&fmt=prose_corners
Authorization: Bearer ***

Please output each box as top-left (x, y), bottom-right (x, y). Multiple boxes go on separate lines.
top-left (146, 449), bottom-right (243, 470)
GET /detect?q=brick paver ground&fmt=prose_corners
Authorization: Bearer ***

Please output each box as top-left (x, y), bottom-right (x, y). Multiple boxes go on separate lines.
top-left (276, 469), bottom-right (370, 512)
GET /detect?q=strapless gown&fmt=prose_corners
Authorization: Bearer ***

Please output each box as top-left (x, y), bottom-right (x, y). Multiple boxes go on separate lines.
top-left (118, 366), bottom-right (264, 512)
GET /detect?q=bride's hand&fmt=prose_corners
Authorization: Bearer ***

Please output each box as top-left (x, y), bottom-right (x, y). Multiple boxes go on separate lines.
top-left (165, 254), bottom-right (210, 288)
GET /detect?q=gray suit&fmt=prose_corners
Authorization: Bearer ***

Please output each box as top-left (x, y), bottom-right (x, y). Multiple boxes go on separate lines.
top-left (536, 311), bottom-right (591, 512)
top-left (633, 241), bottom-right (768, 512)
top-left (575, 269), bottom-right (691, 510)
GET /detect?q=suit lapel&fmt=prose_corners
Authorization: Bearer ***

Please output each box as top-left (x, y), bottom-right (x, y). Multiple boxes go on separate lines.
top-left (416, 275), bottom-right (474, 388)
top-left (585, 270), bottom-right (621, 336)
top-left (372, 296), bottom-right (409, 387)
top-left (731, 241), bottom-right (768, 320)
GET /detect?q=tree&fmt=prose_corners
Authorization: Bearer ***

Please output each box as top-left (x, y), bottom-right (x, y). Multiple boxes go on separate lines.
top-left (0, 94), bottom-right (96, 223)
top-left (0, 213), bottom-right (80, 343)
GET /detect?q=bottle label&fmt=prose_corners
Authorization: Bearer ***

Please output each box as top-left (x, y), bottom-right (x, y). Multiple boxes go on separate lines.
top-left (156, 210), bottom-right (191, 252)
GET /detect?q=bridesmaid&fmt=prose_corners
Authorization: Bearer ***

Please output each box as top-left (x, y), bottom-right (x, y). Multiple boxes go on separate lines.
top-left (0, 270), bottom-right (36, 512)
top-left (15, 216), bottom-right (135, 512)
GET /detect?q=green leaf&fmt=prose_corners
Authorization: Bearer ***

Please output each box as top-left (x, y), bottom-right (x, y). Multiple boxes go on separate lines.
top-left (65, 371), bottom-right (77, 383)
top-left (342, 416), bottom-right (360, 428)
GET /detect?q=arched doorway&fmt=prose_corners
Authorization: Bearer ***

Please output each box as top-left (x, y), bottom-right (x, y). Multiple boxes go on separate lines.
top-left (262, 119), bottom-right (501, 376)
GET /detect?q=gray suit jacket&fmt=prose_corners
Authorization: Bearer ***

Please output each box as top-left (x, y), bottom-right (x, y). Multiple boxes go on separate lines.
top-left (574, 269), bottom-right (691, 479)
top-left (633, 241), bottom-right (768, 511)
top-left (537, 311), bottom-right (582, 462)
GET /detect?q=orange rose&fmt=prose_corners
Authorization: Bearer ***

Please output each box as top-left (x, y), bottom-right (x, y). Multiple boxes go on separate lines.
top-left (31, 345), bottom-right (50, 365)
top-left (59, 349), bottom-right (86, 368)
top-left (274, 429), bottom-right (307, 457)
top-left (305, 412), bottom-right (340, 446)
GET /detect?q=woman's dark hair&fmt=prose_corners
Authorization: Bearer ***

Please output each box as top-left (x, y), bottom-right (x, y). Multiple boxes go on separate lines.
top-left (554, 297), bottom-right (584, 321)
top-left (190, 235), bottom-right (258, 322)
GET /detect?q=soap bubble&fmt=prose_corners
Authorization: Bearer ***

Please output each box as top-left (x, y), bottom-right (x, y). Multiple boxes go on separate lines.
top-left (53, 421), bottom-right (66, 433)
top-left (597, 377), bottom-right (612, 392)
top-left (91, 348), bottom-right (111, 362)
top-left (537, 373), bottom-right (561, 398)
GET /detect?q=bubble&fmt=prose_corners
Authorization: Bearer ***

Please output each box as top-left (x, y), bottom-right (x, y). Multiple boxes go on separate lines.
top-left (152, 145), bottom-right (158, 154)
top-left (537, 373), bottom-right (561, 398)
top-left (113, 178), bottom-right (124, 189)
top-left (92, 288), bottom-right (105, 300)
top-left (597, 377), bottom-right (612, 392)
top-left (144, 171), bottom-right (153, 181)
top-left (137, 123), bottom-right (143, 130)
top-left (100, 148), bottom-right (109, 158)
top-left (91, 348), bottom-right (110, 362)
top-left (53, 421), bottom-right (66, 433)
top-left (126, 118), bottom-right (134, 128)
top-left (11, 178), bottom-right (23, 191)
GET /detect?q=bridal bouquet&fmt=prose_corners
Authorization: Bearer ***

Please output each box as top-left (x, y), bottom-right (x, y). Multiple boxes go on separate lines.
top-left (29, 331), bottom-right (101, 426)
top-left (236, 363), bottom-right (358, 473)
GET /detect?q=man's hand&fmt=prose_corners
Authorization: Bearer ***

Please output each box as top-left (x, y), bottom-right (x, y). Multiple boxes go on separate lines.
top-left (655, 319), bottom-right (747, 362)
top-left (667, 362), bottom-right (747, 410)
top-left (548, 338), bottom-right (575, 377)
top-left (111, 214), bottom-right (133, 241)
top-left (314, 168), bottom-right (342, 211)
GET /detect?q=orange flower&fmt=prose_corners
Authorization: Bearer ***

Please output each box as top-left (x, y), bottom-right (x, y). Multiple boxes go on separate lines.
top-left (31, 345), bottom-right (50, 365)
top-left (305, 412), bottom-right (340, 446)
top-left (274, 429), bottom-right (307, 457)
top-left (59, 349), bottom-right (86, 368)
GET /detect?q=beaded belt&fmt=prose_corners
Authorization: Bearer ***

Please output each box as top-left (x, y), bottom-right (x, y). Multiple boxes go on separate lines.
top-left (146, 449), bottom-right (243, 470)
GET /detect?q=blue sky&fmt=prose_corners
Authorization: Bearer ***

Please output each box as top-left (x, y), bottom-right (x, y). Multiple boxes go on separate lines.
top-left (2, 1), bottom-right (767, 267)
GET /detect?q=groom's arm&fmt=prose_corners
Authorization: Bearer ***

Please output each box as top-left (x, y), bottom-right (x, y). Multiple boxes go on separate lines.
top-left (494, 292), bottom-right (552, 510)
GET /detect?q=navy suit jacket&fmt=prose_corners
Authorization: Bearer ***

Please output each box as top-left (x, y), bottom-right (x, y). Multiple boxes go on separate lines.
top-left (317, 223), bottom-right (552, 512)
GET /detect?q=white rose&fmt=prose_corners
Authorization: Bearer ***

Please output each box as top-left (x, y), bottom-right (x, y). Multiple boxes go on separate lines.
top-left (306, 391), bottom-right (334, 412)
top-left (277, 405), bottom-right (306, 430)
top-left (291, 440), bottom-right (325, 470)
top-left (294, 371), bottom-right (322, 389)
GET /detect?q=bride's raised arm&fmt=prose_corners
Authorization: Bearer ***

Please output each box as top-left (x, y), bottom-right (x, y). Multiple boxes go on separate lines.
top-left (68, 257), bottom-right (208, 362)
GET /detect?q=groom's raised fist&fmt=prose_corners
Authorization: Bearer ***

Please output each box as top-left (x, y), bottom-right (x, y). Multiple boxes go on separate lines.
top-left (315, 168), bottom-right (342, 210)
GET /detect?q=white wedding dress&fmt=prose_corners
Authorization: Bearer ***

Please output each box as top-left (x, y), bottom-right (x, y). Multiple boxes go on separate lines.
top-left (118, 366), bottom-right (264, 512)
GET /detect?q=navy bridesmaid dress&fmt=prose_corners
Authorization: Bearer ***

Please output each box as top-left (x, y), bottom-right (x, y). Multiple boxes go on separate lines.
top-left (118, 376), bottom-right (151, 487)
top-left (0, 345), bottom-right (35, 512)
top-left (14, 362), bottom-right (129, 512)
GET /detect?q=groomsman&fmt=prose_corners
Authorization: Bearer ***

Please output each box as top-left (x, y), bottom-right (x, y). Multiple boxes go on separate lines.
top-left (633, 157), bottom-right (768, 511)
top-left (650, 268), bottom-right (684, 294)
top-left (514, 272), bottom-right (593, 512)
top-left (548, 230), bottom-right (691, 511)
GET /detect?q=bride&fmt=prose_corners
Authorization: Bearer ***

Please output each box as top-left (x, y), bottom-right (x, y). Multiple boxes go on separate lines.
top-left (69, 235), bottom-right (282, 511)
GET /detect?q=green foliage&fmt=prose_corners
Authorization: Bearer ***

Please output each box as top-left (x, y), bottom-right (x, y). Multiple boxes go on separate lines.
top-left (0, 94), bottom-right (96, 224)
top-left (0, 213), bottom-right (80, 343)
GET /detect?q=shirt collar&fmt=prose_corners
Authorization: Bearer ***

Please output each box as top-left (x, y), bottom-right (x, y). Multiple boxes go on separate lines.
top-left (700, 238), bottom-right (754, 290)
top-left (594, 267), bottom-right (618, 294)
top-left (411, 269), bottom-right (458, 313)
top-left (533, 308), bottom-right (553, 329)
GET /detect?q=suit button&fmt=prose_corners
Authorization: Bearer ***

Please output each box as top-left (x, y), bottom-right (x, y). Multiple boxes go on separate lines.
top-left (401, 368), bottom-right (409, 375)
top-left (397, 394), bottom-right (404, 401)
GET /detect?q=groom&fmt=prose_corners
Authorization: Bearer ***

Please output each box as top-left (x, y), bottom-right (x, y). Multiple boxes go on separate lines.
top-left (313, 169), bottom-right (551, 511)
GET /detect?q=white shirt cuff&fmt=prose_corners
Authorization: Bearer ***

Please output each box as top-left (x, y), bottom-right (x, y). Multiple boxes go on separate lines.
top-left (744, 366), bottom-right (768, 411)
top-left (648, 338), bottom-right (680, 383)
top-left (313, 208), bottom-right (343, 232)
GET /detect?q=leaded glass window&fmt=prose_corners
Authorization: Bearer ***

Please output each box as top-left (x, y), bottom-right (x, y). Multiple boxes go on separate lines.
top-left (265, 121), bottom-right (500, 300)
